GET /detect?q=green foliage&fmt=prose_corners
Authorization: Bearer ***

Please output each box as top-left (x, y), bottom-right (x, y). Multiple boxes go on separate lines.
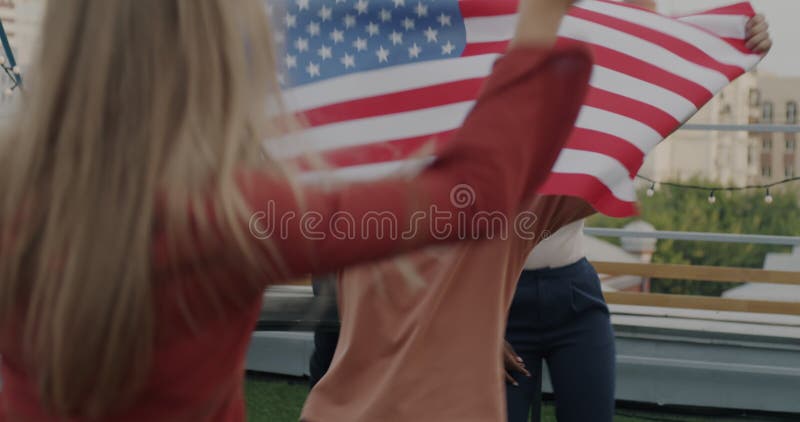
top-left (588, 181), bottom-right (800, 296)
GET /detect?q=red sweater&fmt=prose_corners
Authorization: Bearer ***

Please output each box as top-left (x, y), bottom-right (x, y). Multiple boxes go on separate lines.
top-left (0, 44), bottom-right (592, 421)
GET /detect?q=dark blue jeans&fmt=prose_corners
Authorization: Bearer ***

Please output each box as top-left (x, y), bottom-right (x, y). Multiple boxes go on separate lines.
top-left (309, 275), bottom-right (340, 389)
top-left (505, 258), bottom-right (616, 422)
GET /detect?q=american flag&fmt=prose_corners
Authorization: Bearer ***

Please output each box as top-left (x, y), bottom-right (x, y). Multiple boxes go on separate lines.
top-left (266, 0), bottom-right (762, 217)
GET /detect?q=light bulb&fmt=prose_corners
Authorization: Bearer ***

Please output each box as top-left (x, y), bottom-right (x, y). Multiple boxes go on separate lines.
top-left (4, 88), bottom-right (12, 97)
top-left (708, 191), bottom-right (716, 204)
top-left (765, 189), bottom-right (773, 204)
top-left (0, 56), bottom-right (6, 65)
top-left (646, 183), bottom-right (655, 197)
top-left (12, 66), bottom-right (20, 75)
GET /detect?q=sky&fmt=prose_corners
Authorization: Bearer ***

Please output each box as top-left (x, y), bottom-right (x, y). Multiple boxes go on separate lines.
top-left (660, 0), bottom-right (800, 77)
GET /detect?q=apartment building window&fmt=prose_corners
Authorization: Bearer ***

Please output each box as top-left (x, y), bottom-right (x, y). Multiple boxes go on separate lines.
top-left (787, 133), bottom-right (797, 151)
top-left (762, 166), bottom-right (772, 178)
top-left (749, 88), bottom-right (761, 106)
top-left (762, 101), bottom-right (774, 122)
top-left (788, 101), bottom-right (798, 124)
top-left (787, 166), bottom-right (796, 178)
top-left (762, 136), bottom-right (772, 150)
top-left (747, 145), bottom-right (754, 165)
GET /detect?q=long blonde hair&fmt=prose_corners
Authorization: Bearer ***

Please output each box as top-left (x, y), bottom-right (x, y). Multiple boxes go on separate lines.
top-left (0, 0), bottom-right (286, 417)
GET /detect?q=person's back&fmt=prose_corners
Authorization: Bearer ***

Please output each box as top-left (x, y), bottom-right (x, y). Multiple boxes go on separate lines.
top-left (302, 196), bottom-right (594, 422)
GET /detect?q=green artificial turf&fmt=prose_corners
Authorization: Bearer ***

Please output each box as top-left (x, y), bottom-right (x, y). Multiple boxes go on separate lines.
top-left (245, 376), bottom-right (308, 422)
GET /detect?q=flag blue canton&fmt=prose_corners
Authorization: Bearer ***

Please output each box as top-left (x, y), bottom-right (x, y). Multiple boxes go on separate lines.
top-left (268, 0), bottom-right (467, 88)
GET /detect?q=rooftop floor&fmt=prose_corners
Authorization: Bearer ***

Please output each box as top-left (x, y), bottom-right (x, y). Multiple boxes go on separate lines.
top-left (244, 375), bottom-right (797, 422)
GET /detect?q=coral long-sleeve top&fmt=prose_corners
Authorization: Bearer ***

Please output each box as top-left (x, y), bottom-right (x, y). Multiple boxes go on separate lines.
top-left (0, 43), bottom-right (592, 421)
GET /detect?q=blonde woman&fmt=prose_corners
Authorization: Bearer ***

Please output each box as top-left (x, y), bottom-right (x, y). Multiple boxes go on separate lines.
top-left (0, 0), bottom-right (590, 420)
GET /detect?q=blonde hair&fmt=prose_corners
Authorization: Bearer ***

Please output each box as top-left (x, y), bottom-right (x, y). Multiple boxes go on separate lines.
top-left (0, 0), bottom-right (288, 417)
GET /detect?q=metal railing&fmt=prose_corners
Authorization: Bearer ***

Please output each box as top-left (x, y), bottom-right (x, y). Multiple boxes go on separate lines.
top-left (587, 228), bottom-right (800, 316)
top-left (682, 123), bottom-right (800, 133)
top-left (584, 228), bottom-right (800, 246)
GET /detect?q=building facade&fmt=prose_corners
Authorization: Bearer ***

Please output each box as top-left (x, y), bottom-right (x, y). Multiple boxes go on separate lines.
top-left (639, 73), bottom-right (762, 187)
top-left (752, 75), bottom-right (800, 184)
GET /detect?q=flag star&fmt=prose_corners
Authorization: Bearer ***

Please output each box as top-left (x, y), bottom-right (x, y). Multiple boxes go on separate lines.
top-left (441, 41), bottom-right (455, 55)
top-left (380, 8), bottom-right (392, 22)
top-left (285, 54), bottom-right (297, 69)
top-left (402, 17), bottom-right (415, 31)
top-left (330, 28), bottom-right (345, 43)
top-left (341, 53), bottom-right (356, 69)
top-left (343, 14), bottom-right (357, 29)
top-left (353, 37), bottom-right (368, 52)
top-left (355, 0), bottom-right (369, 15)
top-left (294, 37), bottom-right (309, 52)
top-left (277, 72), bottom-right (285, 85)
top-left (306, 61), bottom-right (320, 77)
top-left (317, 44), bottom-right (333, 60)
top-left (318, 5), bottom-right (333, 21)
top-left (389, 31), bottom-right (403, 46)
top-left (284, 13), bottom-right (297, 28)
top-left (306, 21), bottom-right (321, 37)
top-left (424, 27), bottom-right (438, 43)
top-left (376, 46), bottom-right (390, 63)
top-left (335, 0), bottom-right (346, 2)
top-left (296, 0), bottom-right (310, 11)
top-left (272, 31), bottom-right (285, 44)
top-left (366, 22), bottom-right (380, 36)
top-left (438, 13), bottom-right (452, 27)
top-left (393, 0), bottom-right (405, 7)
top-left (414, 2), bottom-right (428, 17)
top-left (408, 43), bottom-right (421, 59)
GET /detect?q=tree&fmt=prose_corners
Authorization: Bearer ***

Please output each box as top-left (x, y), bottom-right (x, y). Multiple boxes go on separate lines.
top-left (588, 181), bottom-right (800, 296)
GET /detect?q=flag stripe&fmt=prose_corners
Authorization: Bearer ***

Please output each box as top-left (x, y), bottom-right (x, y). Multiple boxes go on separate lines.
top-left (678, 14), bottom-right (748, 39)
top-left (565, 128), bottom-right (644, 176)
top-left (537, 173), bottom-right (636, 218)
top-left (584, 87), bottom-right (679, 138)
top-left (284, 54), bottom-right (498, 112)
top-left (560, 15), bottom-right (731, 93)
top-left (301, 78), bottom-right (484, 127)
top-left (582, 44), bottom-right (713, 108)
top-left (276, 101), bottom-right (474, 156)
top-left (675, 2), bottom-right (756, 18)
top-left (464, 14), bottom-right (517, 43)
top-left (589, 65), bottom-right (697, 121)
top-left (459, 0), bottom-right (518, 18)
top-left (462, 40), bottom-right (509, 56)
top-left (549, 148), bottom-right (637, 202)
top-left (575, 106), bottom-right (662, 155)
top-left (570, 6), bottom-right (747, 80)
top-left (577, 1), bottom-right (756, 70)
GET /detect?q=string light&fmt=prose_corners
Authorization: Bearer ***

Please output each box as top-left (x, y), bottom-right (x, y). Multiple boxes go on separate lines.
top-left (646, 182), bottom-right (656, 197)
top-left (636, 175), bottom-right (800, 206)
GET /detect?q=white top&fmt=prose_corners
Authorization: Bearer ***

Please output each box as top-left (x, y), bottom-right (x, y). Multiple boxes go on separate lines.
top-left (524, 219), bottom-right (586, 270)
